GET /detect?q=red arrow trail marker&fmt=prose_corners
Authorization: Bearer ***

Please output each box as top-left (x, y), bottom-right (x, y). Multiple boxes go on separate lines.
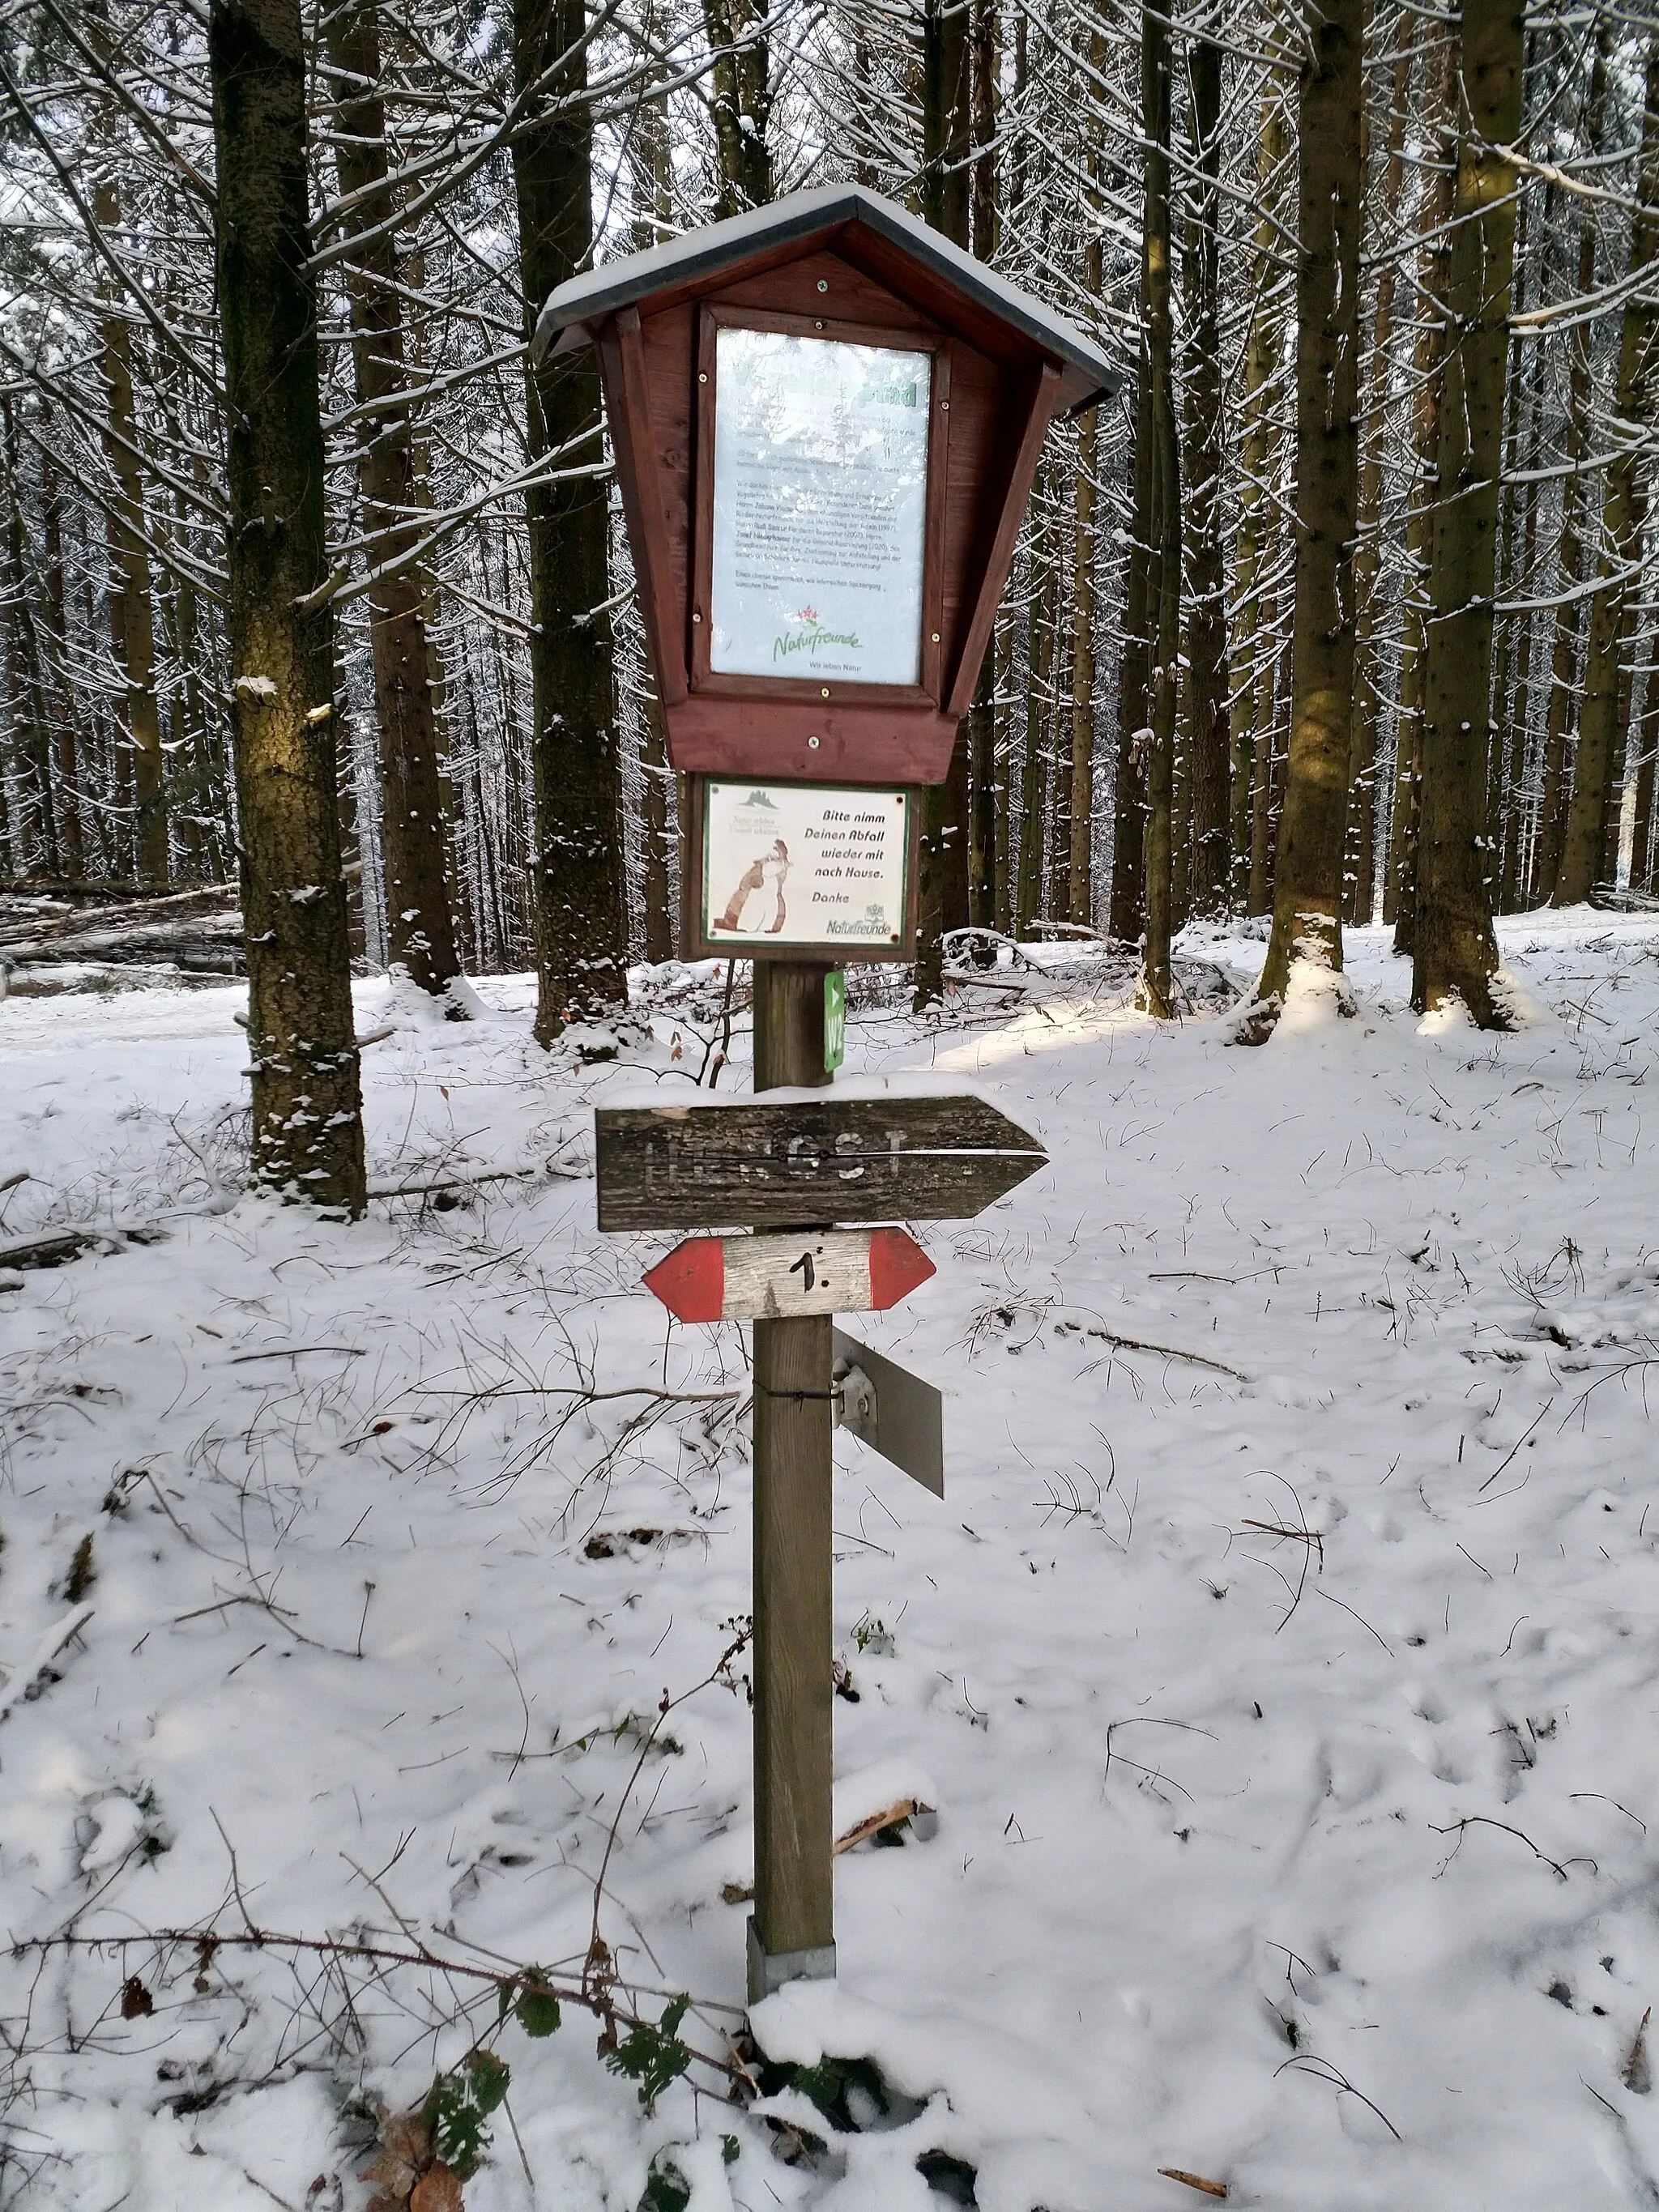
top-left (643, 1226), bottom-right (935, 1323)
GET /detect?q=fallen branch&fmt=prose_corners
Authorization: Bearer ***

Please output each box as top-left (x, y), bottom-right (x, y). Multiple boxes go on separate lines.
top-left (0, 1229), bottom-right (104, 1272)
top-left (1430, 1814), bottom-right (1594, 1883)
top-left (369, 1168), bottom-right (541, 1200)
top-left (1085, 1325), bottom-right (1248, 1380)
top-left (6, 1921), bottom-right (744, 2086)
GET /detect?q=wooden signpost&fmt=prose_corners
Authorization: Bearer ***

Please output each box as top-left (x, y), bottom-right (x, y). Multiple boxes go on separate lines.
top-left (539, 183), bottom-right (1115, 2005)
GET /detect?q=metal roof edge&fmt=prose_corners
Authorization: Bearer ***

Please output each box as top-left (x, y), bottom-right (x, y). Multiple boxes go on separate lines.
top-left (534, 183), bottom-right (1120, 409)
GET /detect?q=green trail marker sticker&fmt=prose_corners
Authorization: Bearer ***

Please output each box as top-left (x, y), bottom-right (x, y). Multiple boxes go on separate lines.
top-left (824, 970), bottom-right (846, 1072)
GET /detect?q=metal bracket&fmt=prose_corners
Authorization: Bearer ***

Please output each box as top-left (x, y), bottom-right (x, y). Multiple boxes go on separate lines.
top-left (747, 1918), bottom-right (837, 2003)
top-left (832, 1329), bottom-right (944, 1496)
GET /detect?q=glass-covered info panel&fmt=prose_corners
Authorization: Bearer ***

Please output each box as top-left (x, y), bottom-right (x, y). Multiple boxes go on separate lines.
top-left (708, 326), bottom-right (932, 688)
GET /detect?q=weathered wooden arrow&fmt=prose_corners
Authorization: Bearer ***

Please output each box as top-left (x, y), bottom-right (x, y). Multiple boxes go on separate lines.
top-left (595, 1092), bottom-right (1047, 1232)
top-left (643, 1226), bottom-right (935, 1323)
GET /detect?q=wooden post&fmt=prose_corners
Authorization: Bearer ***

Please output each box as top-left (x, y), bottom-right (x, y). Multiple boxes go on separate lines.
top-left (748, 958), bottom-right (837, 2001)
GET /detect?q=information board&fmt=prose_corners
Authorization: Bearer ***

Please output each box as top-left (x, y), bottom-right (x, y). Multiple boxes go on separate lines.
top-left (699, 781), bottom-right (910, 954)
top-left (709, 327), bottom-right (932, 688)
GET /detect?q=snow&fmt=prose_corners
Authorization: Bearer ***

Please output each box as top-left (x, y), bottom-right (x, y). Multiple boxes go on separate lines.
top-left (5, 911), bottom-right (1659, 2206)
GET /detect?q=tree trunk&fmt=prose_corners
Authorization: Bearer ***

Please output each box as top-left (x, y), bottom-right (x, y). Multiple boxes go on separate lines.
top-left (1490, 130), bottom-right (1537, 916)
top-left (90, 79), bottom-right (168, 889)
top-left (967, 0), bottom-right (1000, 939)
top-left (0, 399), bottom-right (54, 877)
top-left (1250, 0), bottom-right (1363, 1022)
top-left (703, 0), bottom-right (773, 216)
top-left (1068, 372), bottom-right (1099, 926)
top-left (1112, 361), bottom-right (1152, 944)
top-left (326, 0), bottom-right (466, 1006)
top-left (1386, 30), bottom-right (1457, 943)
top-left (1631, 637), bottom-right (1658, 892)
top-left (1556, 37), bottom-right (1659, 906)
top-left (511, 0), bottom-right (626, 1040)
top-left (209, 0), bottom-right (366, 1214)
top-left (1536, 41), bottom-right (1614, 902)
top-left (1017, 551), bottom-right (1052, 935)
top-left (1411, 0), bottom-right (1525, 1023)
top-left (914, 0), bottom-right (973, 1007)
top-left (993, 613), bottom-right (1014, 934)
top-left (1182, 32), bottom-right (1229, 916)
top-left (1346, 45), bottom-right (1410, 926)
top-left (631, 66), bottom-right (676, 963)
top-left (1230, 91), bottom-right (1288, 914)
top-left (1138, 0), bottom-right (1179, 1017)
top-left (40, 444), bottom-right (83, 879)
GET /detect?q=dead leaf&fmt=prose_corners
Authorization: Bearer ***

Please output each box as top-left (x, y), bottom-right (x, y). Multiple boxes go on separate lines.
top-left (1158, 2170), bottom-right (1228, 2200)
top-left (119, 1976), bottom-right (154, 2018)
top-left (410, 2165), bottom-right (463, 2212)
top-left (1624, 2005), bottom-right (1653, 2094)
top-left (360, 2108), bottom-right (433, 2201)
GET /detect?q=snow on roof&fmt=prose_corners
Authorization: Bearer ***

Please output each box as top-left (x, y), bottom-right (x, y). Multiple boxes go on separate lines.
top-left (535, 183), bottom-right (1120, 413)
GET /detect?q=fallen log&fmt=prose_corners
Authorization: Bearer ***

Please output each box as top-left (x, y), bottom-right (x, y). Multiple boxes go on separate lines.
top-left (0, 881), bottom-right (239, 954)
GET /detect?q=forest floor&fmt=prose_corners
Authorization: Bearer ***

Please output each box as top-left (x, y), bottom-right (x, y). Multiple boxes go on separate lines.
top-left (5, 910), bottom-right (1659, 2211)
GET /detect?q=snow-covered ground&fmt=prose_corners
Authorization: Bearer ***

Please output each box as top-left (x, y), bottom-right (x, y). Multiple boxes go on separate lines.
top-left (5, 912), bottom-right (1659, 2210)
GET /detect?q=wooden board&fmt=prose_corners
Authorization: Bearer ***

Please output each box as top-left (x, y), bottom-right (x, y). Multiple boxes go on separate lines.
top-left (681, 777), bottom-right (920, 963)
top-left (595, 1093), bottom-right (1046, 1230)
top-left (643, 1226), bottom-right (935, 1322)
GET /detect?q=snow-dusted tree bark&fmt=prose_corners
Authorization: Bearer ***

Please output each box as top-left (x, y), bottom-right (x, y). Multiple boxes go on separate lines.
top-left (1137, 0), bottom-right (1179, 1017)
top-left (1069, 371), bottom-right (1100, 925)
top-left (1181, 28), bottom-right (1228, 917)
top-left (914, 0), bottom-right (973, 1006)
top-left (703, 0), bottom-right (773, 216)
top-left (1537, 35), bottom-right (1613, 904)
top-left (1228, 87), bottom-right (1288, 914)
top-left (1411, 0), bottom-right (1525, 1023)
top-left (1017, 535), bottom-right (1053, 935)
top-left (1386, 30), bottom-right (1456, 944)
top-left (970, 0), bottom-right (1003, 939)
top-left (209, 0), bottom-right (366, 1213)
top-left (0, 399), bottom-right (54, 877)
top-left (629, 69), bottom-right (676, 964)
top-left (1556, 35), bottom-right (1659, 907)
top-left (511, 0), bottom-right (626, 1040)
top-left (92, 169), bottom-right (168, 889)
top-left (38, 445), bottom-right (84, 880)
top-left (1247, 0), bottom-right (1363, 1028)
top-left (325, 0), bottom-right (466, 1008)
top-left (1345, 41), bottom-right (1410, 926)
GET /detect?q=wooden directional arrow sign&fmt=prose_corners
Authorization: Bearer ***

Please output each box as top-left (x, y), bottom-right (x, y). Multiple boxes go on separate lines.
top-left (644, 1227), bottom-right (935, 1323)
top-left (595, 1092), bottom-right (1046, 1232)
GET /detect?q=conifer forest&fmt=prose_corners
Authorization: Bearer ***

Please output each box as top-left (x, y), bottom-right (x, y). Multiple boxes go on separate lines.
top-left (4, 0), bottom-right (1656, 1092)
top-left (14, 5), bottom-right (1659, 2207)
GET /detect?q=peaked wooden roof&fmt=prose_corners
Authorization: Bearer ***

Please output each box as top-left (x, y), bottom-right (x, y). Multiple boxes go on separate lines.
top-left (535, 183), bottom-right (1120, 416)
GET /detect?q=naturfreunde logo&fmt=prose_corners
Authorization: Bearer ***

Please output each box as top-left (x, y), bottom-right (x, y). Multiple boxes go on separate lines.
top-left (825, 900), bottom-right (889, 937)
top-left (773, 603), bottom-right (860, 665)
